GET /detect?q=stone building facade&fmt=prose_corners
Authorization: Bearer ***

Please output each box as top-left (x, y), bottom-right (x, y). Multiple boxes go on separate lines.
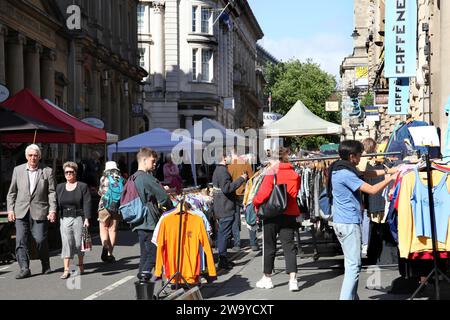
top-left (339, 0), bottom-right (371, 141)
top-left (345, 0), bottom-right (450, 151)
top-left (0, 0), bottom-right (146, 160)
top-left (137, 0), bottom-right (264, 132)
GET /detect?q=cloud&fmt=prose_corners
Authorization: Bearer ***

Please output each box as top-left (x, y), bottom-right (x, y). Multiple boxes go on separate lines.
top-left (258, 34), bottom-right (353, 81)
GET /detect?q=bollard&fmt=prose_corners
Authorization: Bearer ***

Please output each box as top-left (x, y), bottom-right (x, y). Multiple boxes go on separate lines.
top-left (135, 272), bottom-right (156, 300)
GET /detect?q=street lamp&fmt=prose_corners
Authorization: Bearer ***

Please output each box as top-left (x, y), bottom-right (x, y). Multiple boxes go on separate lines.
top-left (351, 28), bottom-right (360, 39)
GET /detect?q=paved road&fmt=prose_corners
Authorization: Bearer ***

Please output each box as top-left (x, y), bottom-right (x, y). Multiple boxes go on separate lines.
top-left (0, 224), bottom-right (449, 300)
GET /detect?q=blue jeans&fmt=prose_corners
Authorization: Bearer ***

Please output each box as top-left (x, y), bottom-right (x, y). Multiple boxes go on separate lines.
top-left (333, 223), bottom-right (362, 300)
top-left (232, 202), bottom-right (241, 248)
top-left (217, 216), bottom-right (235, 259)
top-left (137, 230), bottom-right (156, 277)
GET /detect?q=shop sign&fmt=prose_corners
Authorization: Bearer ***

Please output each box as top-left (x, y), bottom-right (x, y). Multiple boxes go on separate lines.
top-left (375, 92), bottom-right (389, 106)
top-left (0, 84), bottom-right (9, 103)
top-left (365, 106), bottom-right (380, 122)
top-left (325, 101), bottom-right (339, 112)
top-left (388, 78), bottom-right (409, 115)
top-left (385, 0), bottom-right (417, 78)
top-left (131, 103), bottom-right (144, 117)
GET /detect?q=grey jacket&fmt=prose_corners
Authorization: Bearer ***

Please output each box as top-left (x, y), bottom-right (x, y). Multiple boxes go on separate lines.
top-left (7, 163), bottom-right (57, 220)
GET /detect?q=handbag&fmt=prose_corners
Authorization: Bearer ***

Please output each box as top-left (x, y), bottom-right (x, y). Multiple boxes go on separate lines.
top-left (81, 226), bottom-right (92, 252)
top-left (257, 173), bottom-right (287, 220)
top-left (98, 208), bottom-right (111, 223)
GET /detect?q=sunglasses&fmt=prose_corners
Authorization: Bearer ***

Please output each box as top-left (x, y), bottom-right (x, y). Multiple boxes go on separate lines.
top-left (64, 171), bottom-right (76, 175)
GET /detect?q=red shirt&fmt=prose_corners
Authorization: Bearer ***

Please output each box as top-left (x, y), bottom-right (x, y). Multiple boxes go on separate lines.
top-left (253, 162), bottom-right (301, 216)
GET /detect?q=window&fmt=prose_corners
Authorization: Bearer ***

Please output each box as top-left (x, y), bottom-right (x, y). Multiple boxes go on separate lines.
top-left (192, 6), bottom-right (197, 32)
top-left (137, 4), bottom-right (145, 33)
top-left (202, 49), bottom-right (212, 82)
top-left (139, 47), bottom-right (146, 68)
top-left (201, 8), bottom-right (211, 33)
top-left (192, 49), bottom-right (198, 80)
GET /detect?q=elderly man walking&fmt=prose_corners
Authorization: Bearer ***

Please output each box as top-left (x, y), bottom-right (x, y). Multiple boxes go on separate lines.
top-left (7, 144), bottom-right (57, 279)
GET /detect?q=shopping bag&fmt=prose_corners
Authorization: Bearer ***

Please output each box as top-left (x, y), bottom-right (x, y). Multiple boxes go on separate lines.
top-left (81, 226), bottom-right (92, 252)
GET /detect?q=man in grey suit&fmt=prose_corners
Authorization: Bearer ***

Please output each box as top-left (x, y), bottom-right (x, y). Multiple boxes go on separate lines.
top-left (7, 144), bottom-right (57, 279)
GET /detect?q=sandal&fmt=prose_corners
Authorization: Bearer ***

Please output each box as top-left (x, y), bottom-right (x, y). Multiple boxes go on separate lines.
top-left (60, 270), bottom-right (70, 279)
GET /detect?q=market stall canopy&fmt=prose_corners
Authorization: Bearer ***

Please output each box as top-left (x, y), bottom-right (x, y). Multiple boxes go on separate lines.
top-left (263, 100), bottom-right (343, 137)
top-left (1, 89), bottom-right (106, 143)
top-left (0, 106), bottom-right (66, 134)
top-left (188, 117), bottom-right (247, 146)
top-left (107, 128), bottom-right (204, 185)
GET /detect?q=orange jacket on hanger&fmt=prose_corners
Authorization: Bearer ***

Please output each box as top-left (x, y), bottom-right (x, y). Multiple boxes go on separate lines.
top-left (154, 208), bottom-right (217, 284)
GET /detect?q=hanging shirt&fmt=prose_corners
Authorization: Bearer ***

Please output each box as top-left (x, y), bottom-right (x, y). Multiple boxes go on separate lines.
top-left (397, 170), bottom-right (450, 258)
top-left (411, 168), bottom-right (450, 243)
top-left (154, 211), bottom-right (216, 284)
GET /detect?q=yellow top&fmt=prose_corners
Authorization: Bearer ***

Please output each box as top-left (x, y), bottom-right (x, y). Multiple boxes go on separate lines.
top-left (398, 170), bottom-right (450, 258)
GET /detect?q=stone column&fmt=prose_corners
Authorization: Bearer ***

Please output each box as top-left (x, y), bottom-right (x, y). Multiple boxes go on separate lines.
top-left (24, 41), bottom-right (43, 96)
top-left (40, 48), bottom-right (56, 101)
top-left (0, 24), bottom-right (7, 85)
top-left (6, 32), bottom-right (26, 95)
top-left (152, 2), bottom-right (164, 90)
top-left (440, 0), bottom-right (450, 152)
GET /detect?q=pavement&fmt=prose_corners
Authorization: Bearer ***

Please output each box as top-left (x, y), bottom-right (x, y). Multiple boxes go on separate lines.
top-left (1, 222), bottom-right (450, 300)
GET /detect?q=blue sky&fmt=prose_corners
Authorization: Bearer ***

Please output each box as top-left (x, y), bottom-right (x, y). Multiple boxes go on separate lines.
top-left (248, 0), bottom-right (354, 80)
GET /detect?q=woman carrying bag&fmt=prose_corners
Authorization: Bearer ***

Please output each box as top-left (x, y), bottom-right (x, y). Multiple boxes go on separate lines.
top-left (253, 147), bottom-right (301, 292)
top-left (56, 162), bottom-right (91, 279)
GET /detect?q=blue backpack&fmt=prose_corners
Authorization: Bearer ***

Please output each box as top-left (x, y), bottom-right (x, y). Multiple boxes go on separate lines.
top-left (102, 175), bottom-right (124, 213)
top-left (119, 172), bottom-right (148, 224)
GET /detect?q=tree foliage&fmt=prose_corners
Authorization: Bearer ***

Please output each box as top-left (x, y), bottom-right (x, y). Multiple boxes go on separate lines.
top-left (264, 59), bottom-right (341, 151)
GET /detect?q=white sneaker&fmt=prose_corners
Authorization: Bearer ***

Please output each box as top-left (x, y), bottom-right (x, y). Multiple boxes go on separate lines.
top-left (256, 276), bottom-right (274, 289)
top-left (289, 279), bottom-right (299, 292)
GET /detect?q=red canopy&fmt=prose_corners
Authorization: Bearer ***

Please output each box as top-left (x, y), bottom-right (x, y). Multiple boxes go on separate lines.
top-left (0, 88), bottom-right (106, 143)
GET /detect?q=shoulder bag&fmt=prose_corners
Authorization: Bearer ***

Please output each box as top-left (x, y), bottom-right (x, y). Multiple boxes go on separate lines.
top-left (257, 173), bottom-right (287, 220)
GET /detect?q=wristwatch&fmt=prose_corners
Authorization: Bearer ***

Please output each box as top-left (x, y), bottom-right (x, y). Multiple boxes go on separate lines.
top-left (384, 167), bottom-right (389, 174)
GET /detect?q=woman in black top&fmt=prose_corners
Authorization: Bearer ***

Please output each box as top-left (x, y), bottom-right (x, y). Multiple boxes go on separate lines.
top-left (56, 162), bottom-right (91, 279)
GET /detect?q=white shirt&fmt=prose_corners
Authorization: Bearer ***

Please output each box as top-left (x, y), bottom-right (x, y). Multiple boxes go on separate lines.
top-left (26, 164), bottom-right (39, 195)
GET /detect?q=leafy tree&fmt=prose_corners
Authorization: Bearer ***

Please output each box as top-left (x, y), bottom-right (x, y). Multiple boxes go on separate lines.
top-left (264, 59), bottom-right (341, 151)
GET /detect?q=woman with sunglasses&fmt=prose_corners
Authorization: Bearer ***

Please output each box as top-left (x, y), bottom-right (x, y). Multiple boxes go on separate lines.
top-left (56, 162), bottom-right (91, 279)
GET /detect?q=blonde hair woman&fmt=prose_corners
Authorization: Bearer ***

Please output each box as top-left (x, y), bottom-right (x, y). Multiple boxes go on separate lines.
top-left (56, 162), bottom-right (91, 279)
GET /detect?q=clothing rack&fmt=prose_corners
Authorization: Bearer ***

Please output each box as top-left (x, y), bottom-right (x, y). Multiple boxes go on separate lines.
top-left (410, 147), bottom-right (450, 300)
top-left (289, 151), bottom-right (402, 163)
top-left (156, 194), bottom-right (192, 299)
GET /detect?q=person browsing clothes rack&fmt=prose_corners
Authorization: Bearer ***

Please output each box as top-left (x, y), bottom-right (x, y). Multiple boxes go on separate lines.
top-left (329, 140), bottom-right (399, 300)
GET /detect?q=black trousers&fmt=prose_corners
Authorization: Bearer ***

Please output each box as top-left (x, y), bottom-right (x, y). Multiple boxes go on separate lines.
top-left (15, 211), bottom-right (49, 271)
top-left (262, 214), bottom-right (297, 275)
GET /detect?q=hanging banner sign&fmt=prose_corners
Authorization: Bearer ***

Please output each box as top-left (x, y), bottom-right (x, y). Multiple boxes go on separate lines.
top-left (388, 77), bottom-right (410, 115)
top-left (384, 0), bottom-right (417, 78)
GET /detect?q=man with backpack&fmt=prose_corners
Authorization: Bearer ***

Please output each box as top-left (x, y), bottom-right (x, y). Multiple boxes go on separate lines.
top-left (121, 148), bottom-right (173, 279)
top-left (98, 161), bottom-right (125, 263)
